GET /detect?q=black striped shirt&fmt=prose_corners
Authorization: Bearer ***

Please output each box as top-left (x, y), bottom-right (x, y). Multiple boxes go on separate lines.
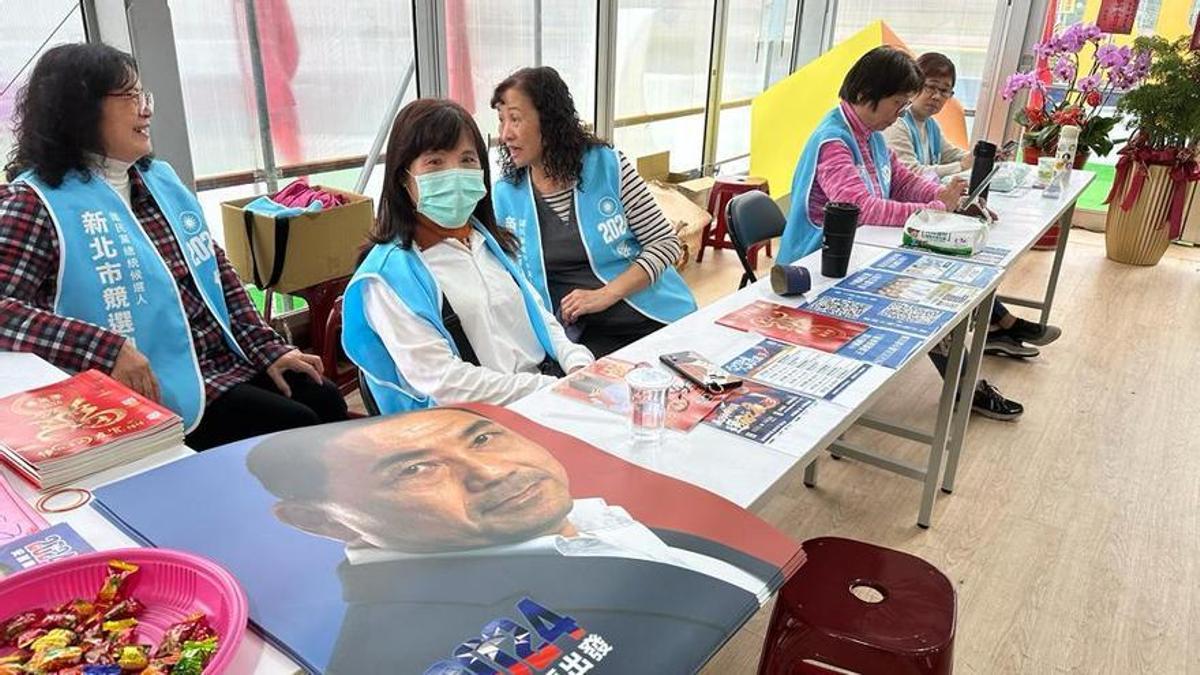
top-left (538, 150), bottom-right (682, 283)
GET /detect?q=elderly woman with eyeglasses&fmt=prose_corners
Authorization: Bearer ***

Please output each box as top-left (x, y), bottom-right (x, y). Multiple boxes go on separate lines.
top-left (882, 52), bottom-right (976, 179)
top-left (777, 46), bottom-right (968, 266)
top-left (0, 43), bottom-right (347, 449)
top-left (779, 46), bottom-right (1027, 422)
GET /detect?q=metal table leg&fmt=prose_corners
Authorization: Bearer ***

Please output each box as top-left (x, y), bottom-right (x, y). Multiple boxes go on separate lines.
top-left (1040, 204), bottom-right (1075, 327)
top-left (940, 291), bottom-right (995, 495)
top-left (917, 314), bottom-right (969, 528)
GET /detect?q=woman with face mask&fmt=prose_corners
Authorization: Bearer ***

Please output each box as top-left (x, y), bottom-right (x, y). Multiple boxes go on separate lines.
top-left (0, 43), bottom-right (347, 450)
top-left (490, 67), bottom-right (697, 358)
top-left (342, 99), bottom-right (594, 414)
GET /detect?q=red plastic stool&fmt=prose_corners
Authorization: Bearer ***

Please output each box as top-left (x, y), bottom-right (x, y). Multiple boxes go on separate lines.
top-left (758, 537), bottom-right (956, 675)
top-left (697, 176), bottom-right (770, 263)
top-left (290, 276), bottom-right (358, 396)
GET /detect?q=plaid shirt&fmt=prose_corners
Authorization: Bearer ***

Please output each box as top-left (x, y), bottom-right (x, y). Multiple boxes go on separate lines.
top-left (0, 170), bottom-right (292, 400)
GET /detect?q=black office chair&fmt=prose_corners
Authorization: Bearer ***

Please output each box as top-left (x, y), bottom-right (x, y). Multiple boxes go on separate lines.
top-left (358, 369), bottom-right (381, 416)
top-left (725, 191), bottom-right (787, 289)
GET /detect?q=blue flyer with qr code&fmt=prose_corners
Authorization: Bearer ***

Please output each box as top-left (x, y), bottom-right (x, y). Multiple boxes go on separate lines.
top-left (838, 328), bottom-right (925, 368)
top-left (803, 287), bottom-right (955, 337)
top-left (871, 251), bottom-right (1001, 288)
top-left (839, 269), bottom-right (977, 311)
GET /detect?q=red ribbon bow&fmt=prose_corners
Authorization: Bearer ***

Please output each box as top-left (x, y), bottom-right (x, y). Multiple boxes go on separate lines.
top-left (1105, 142), bottom-right (1199, 239)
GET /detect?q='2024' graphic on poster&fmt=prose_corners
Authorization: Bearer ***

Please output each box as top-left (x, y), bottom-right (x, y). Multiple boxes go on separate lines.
top-left (425, 597), bottom-right (614, 675)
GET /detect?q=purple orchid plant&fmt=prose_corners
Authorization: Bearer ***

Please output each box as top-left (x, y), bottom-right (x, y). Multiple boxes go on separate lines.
top-left (1002, 22), bottom-right (1152, 157)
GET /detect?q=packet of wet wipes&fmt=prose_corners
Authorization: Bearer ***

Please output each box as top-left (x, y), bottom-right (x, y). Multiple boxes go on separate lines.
top-left (902, 210), bottom-right (989, 257)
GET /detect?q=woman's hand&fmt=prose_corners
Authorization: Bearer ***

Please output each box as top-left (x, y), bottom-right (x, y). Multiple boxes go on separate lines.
top-left (266, 349), bottom-right (324, 397)
top-left (937, 177), bottom-right (968, 211)
top-left (560, 287), bottom-right (619, 324)
top-left (111, 340), bottom-right (161, 401)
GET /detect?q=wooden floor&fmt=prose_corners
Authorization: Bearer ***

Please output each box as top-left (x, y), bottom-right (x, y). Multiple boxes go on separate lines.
top-left (687, 231), bottom-right (1200, 674)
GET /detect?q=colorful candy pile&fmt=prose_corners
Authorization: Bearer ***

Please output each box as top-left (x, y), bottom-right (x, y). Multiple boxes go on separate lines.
top-left (0, 560), bottom-right (219, 674)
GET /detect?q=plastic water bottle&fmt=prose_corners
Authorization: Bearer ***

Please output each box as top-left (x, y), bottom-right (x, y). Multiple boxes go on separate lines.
top-left (1044, 125), bottom-right (1080, 199)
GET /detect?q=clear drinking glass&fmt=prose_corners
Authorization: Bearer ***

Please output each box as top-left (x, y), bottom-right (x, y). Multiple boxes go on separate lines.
top-left (625, 366), bottom-right (671, 446)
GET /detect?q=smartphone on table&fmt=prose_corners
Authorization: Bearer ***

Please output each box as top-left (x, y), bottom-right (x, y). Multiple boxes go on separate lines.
top-left (659, 351), bottom-right (743, 394)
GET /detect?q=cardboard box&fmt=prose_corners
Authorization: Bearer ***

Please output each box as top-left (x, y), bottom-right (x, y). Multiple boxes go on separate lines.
top-left (674, 176), bottom-right (717, 210)
top-left (636, 151), bottom-right (671, 182)
top-left (221, 187), bottom-right (374, 294)
top-left (646, 180), bottom-right (712, 271)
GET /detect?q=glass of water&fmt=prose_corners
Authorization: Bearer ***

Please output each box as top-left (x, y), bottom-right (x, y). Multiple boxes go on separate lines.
top-left (626, 366), bottom-right (671, 447)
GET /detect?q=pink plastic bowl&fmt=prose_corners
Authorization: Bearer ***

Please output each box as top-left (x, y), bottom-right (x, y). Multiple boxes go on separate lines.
top-left (0, 547), bottom-right (248, 674)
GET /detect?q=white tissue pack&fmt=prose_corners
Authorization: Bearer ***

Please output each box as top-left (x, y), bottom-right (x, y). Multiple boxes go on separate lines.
top-left (902, 210), bottom-right (989, 257)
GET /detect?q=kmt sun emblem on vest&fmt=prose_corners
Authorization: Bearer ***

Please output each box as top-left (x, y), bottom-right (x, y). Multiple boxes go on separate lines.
top-left (598, 197), bottom-right (618, 217)
top-left (180, 211), bottom-right (203, 235)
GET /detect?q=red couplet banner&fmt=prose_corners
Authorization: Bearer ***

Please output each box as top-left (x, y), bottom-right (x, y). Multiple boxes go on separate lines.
top-left (1096, 0), bottom-right (1139, 34)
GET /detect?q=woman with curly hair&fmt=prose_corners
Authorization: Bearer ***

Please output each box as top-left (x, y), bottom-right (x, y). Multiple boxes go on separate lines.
top-left (491, 67), bottom-right (696, 357)
top-left (0, 43), bottom-right (347, 448)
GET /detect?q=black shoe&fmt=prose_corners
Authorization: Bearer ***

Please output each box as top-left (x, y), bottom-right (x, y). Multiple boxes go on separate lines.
top-left (1007, 318), bottom-right (1062, 347)
top-left (972, 380), bottom-right (1023, 421)
top-left (984, 331), bottom-right (1040, 358)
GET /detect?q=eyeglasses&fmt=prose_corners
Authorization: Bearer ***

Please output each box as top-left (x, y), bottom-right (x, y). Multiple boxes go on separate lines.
top-left (923, 84), bottom-right (955, 99)
top-left (107, 89), bottom-right (154, 113)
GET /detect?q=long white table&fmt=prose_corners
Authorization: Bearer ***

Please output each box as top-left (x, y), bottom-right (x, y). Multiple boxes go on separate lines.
top-left (513, 169), bottom-right (1096, 524)
top-left (0, 169), bottom-right (1093, 673)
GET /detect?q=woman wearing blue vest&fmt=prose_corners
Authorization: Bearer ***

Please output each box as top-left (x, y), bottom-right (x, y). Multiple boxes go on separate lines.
top-left (883, 52), bottom-right (1062, 358)
top-left (780, 46), bottom-right (1024, 421)
top-left (0, 44), bottom-right (346, 449)
top-left (490, 67), bottom-right (697, 357)
top-left (341, 99), bottom-right (594, 415)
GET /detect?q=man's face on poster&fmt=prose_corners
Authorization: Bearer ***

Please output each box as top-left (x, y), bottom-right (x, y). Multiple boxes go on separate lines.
top-left (287, 409), bottom-right (574, 553)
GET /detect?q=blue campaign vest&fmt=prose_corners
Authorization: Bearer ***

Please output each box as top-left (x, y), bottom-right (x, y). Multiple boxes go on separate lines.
top-left (342, 223), bottom-right (559, 415)
top-left (780, 106), bottom-right (893, 265)
top-left (18, 161), bottom-right (245, 432)
top-left (902, 110), bottom-right (943, 167)
top-left (491, 145), bottom-right (697, 325)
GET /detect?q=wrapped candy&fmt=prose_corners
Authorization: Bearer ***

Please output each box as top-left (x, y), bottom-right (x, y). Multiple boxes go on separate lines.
top-left (101, 598), bottom-right (144, 623)
top-left (16, 627), bottom-right (47, 650)
top-left (27, 644), bottom-right (84, 670)
top-left (96, 560), bottom-right (138, 604)
top-left (115, 644), bottom-right (148, 671)
top-left (172, 637), bottom-right (219, 675)
top-left (30, 627), bottom-right (76, 653)
top-left (101, 618), bottom-right (138, 634)
top-left (38, 612), bottom-right (80, 630)
top-left (59, 600), bottom-right (97, 619)
top-left (154, 613), bottom-right (209, 657)
top-left (2, 610), bottom-right (45, 641)
top-left (0, 558), bottom-right (219, 674)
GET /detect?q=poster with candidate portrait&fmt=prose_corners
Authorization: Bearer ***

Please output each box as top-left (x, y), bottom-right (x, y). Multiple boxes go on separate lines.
top-left (94, 404), bottom-right (805, 674)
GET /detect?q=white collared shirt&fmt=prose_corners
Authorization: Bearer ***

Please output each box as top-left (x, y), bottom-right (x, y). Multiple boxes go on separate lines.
top-left (346, 498), bottom-right (770, 604)
top-left (363, 230), bottom-right (593, 406)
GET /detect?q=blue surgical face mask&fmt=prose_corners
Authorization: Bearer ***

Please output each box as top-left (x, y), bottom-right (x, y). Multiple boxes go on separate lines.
top-left (409, 168), bottom-right (487, 229)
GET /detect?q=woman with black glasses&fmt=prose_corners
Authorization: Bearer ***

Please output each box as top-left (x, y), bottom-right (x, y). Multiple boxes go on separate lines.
top-left (0, 43), bottom-right (346, 449)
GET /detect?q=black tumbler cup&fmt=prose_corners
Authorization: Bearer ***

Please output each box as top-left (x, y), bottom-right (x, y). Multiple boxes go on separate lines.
top-left (968, 140), bottom-right (997, 201)
top-left (821, 202), bottom-right (859, 278)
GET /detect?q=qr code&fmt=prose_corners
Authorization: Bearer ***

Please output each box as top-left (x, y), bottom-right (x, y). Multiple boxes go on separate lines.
top-left (809, 295), bottom-right (871, 320)
top-left (879, 302), bottom-right (942, 325)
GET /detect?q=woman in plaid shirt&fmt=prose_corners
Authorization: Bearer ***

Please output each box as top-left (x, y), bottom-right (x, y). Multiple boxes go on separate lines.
top-left (0, 43), bottom-right (346, 449)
